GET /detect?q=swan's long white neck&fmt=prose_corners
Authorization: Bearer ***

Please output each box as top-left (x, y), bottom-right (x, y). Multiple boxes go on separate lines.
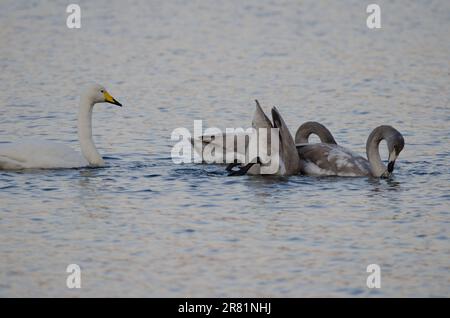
top-left (77, 96), bottom-right (105, 166)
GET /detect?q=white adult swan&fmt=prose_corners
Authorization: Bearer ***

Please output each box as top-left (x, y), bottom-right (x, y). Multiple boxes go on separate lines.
top-left (297, 125), bottom-right (405, 177)
top-left (0, 84), bottom-right (122, 170)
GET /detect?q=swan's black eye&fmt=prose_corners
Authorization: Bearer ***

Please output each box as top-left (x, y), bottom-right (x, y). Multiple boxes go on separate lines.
top-left (100, 90), bottom-right (104, 93)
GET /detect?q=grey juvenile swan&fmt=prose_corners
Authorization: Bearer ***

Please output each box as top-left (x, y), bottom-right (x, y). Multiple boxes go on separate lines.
top-left (297, 125), bottom-right (405, 177)
top-left (190, 100), bottom-right (272, 163)
top-left (191, 100), bottom-right (301, 174)
top-left (295, 121), bottom-right (337, 145)
top-left (227, 101), bottom-right (301, 176)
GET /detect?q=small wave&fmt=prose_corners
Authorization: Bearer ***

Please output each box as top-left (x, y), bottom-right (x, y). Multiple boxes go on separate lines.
top-left (144, 174), bottom-right (161, 178)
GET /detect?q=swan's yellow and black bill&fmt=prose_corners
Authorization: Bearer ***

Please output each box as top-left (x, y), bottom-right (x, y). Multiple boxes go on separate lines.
top-left (104, 91), bottom-right (122, 107)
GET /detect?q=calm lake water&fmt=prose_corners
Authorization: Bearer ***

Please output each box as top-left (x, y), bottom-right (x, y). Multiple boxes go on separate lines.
top-left (0, 0), bottom-right (449, 297)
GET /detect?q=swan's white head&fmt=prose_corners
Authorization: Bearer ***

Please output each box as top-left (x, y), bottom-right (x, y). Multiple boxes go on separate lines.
top-left (83, 84), bottom-right (122, 107)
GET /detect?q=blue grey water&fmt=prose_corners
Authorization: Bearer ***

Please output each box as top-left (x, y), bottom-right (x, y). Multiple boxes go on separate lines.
top-left (0, 0), bottom-right (449, 297)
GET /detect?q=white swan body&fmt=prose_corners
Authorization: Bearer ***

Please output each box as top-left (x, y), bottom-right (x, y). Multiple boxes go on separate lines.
top-left (0, 84), bottom-right (122, 170)
top-left (0, 139), bottom-right (87, 169)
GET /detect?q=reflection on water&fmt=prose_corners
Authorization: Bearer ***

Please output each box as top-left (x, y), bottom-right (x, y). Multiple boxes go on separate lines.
top-left (0, 0), bottom-right (449, 297)
top-left (367, 178), bottom-right (401, 195)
